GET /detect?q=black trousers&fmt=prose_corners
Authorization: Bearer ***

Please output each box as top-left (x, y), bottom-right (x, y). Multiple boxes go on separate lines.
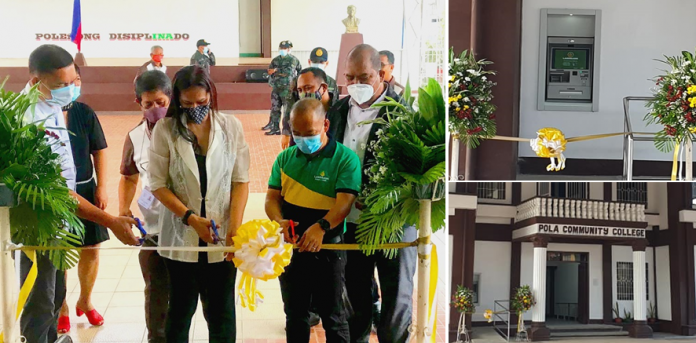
top-left (279, 249), bottom-right (349, 343)
top-left (139, 235), bottom-right (170, 343)
top-left (344, 223), bottom-right (417, 343)
top-left (17, 251), bottom-right (66, 343)
top-left (164, 253), bottom-right (237, 343)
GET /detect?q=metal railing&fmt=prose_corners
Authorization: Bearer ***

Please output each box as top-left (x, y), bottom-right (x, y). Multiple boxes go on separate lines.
top-left (622, 96), bottom-right (655, 180)
top-left (493, 300), bottom-right (513, 342)
top-left (555, 302), bottom-right (578, 321)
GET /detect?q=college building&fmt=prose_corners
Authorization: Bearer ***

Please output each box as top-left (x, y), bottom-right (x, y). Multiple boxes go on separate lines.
top-left (448, 182), bottom-right (696, 341)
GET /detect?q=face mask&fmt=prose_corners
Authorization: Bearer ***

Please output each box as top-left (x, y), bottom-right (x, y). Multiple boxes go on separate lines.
top-left (279, 50), bottom-right (288, 57)
top-left (347, 81), bottom-right (376, 105)
top-left (45, 84), bottom-right (75, 107)
top-left (152, 55), bottom-right (163, 63)
top-left (72, 86), bottom-right (81, 102)
top-left (203, 47), bottom-right (209, 54)
top-left (310, 63), bottom-right (326, 70)
top-left (294, 134), bottom-right (323, 154)
top-left (299, 85), bottom-right (326, 101)
top-left (182, 104), bottom-right (210, 124)
top-left (144, 106), bottom-right (167, 124)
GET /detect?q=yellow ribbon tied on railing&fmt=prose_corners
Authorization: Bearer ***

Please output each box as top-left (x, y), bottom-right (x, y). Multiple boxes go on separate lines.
top-left (0, 250), bottom-right (37, 343)
top-left (231, 219), bottom-right (293, 312)
top-left (530, 128), bottom-right (567, 172)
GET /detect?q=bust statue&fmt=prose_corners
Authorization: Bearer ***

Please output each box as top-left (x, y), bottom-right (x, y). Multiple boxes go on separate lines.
top-left (342, 5), bottom-right (360, 33)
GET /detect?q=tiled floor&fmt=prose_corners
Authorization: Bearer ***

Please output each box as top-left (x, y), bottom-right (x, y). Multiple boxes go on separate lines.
top-left (1, 112), bottom-right (447, 342)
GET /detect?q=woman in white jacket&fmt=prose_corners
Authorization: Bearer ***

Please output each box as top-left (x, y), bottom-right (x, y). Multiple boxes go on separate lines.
top-left (148, 65), bottom-right (250, 343)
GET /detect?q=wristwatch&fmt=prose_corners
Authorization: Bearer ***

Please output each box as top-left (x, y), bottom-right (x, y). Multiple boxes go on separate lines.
top-left (317, 219), bottom-right (331, 232)
top-left (182, 210), bottom-right (194, 226)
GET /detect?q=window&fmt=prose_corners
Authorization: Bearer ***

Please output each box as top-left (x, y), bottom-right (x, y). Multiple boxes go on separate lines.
top-left (616, 262), bottom-right (649, 301)
top-left (473, 273), bottom-right (480, 305)
top-left (477, 182), bottom-right (506, 200)
top-left (617, 183), bottom-right (648, 205)
top-left (537, 182), bottom-right (589, 199)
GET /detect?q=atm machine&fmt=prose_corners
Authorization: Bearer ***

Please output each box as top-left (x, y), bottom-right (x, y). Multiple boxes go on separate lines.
top-left (546, 37), bottom-right (593, 102)
top-left (537, 9), bottom-right (601, 112)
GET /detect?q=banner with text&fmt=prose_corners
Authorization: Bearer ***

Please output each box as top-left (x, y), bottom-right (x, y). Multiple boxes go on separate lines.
top-left (513, 223), bottom-right (647, 239)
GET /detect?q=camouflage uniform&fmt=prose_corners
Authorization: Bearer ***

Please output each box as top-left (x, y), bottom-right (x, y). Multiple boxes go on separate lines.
top-left (268, 45), bottom-right (302, 128)
top-left (190, 39), bottom-right (216, 73)
top-left (282, 75), bottom-right (338, 136)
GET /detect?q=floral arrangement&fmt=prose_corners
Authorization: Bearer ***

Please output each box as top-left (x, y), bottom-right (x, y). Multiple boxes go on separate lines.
top-left (448, 48), bottom-right (497, 148)
top-left (645, 49), bottom-right (696, 152)
top-left (511, 285), bottom-right (535, 314)
top-left (356, 78), bottom-right (446, 257)
top-left (0, 78), bottom-right (83, 270)
top-left (452, 285), bottom-right (475, 314)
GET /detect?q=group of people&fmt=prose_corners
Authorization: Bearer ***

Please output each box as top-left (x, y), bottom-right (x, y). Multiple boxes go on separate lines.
top-left (15, 40), bottom-right (414, 343)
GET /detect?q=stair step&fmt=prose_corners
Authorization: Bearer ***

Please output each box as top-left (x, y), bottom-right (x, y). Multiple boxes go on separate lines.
top-left (552, 331), bottom-right (629, 338)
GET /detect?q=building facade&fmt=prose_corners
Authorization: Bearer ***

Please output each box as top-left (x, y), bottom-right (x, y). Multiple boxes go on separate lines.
top-left (449, 182), bottom-right (696, 341)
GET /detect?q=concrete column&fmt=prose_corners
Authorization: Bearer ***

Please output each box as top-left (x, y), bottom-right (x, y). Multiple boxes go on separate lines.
top-left (529, 236), bottom-right (550, 341)
top-left (628, 239), bottom-right (653, 338)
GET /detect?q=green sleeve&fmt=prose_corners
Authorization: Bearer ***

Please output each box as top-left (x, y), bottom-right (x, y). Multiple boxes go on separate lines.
top-left (335, 146), bottom-right (362, 195)
top-left (268, 151), bottom-right (285, 190)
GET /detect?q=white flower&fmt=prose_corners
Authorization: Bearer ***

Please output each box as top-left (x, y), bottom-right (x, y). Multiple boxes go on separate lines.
top-left (463, 97), bottom-right (470, 102)
top-left (465, 77), bottom-right (471, 82)
top-left (482, 76), bottom-right (487, 81)
top-left (379, 166), bottom-right (387, 175)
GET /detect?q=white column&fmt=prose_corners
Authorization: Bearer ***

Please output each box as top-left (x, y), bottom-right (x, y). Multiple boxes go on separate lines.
top-left (1, 207), bottom-right (15, 343)
top-left (633, 249), bottom-right (647, 321)
top-left (532, 241), bottom-right (547, 322)
top-left (450, 135), bottom-right (460, 181)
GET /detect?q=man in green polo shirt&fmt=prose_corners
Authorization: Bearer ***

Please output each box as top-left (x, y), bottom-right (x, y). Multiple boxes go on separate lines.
top-left (266, 98), bottom-right (361, 343)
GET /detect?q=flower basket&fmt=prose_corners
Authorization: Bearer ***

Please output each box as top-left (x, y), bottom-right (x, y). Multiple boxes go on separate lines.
top-left (645, 49), bottom-right (696, 156)
top-left (449, 48), bottom-right (497, 148)
top-left (452, 285), bottom-right (475, 314)
top-left (356, 78), bottom-right (446, 257)
top-left (0, 77), bottom-right (83, 270)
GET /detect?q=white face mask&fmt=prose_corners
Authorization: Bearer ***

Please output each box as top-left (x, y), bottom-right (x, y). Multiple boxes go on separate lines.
top-left (310, 63), bottom-right (326, 70)
top-left (347, 81), bottom-right (376, 105)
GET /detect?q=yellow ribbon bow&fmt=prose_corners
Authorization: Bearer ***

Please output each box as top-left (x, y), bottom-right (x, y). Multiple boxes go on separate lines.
top-left (530, 127), bottom-right (568, 171)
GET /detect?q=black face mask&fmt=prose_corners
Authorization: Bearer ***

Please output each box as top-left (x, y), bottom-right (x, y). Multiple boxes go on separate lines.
top-left (182, 104), bottom-right (210, 124)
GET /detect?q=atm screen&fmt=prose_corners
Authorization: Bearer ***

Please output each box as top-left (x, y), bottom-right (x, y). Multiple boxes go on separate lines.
top-left (552, 49), bottom-right (588, 70)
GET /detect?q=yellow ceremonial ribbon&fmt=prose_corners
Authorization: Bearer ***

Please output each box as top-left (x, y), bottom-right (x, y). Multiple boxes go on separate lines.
top-left (0, 250), bottom-right (37, 343)
top-left (429, 245), bottom-right (438, 343)
top-left (671, 142), bottom-right (680, 181)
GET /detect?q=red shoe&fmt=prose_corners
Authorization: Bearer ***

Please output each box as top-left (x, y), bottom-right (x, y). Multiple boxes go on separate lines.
top-left (57, 316), bottom-right (70, 333)
top-left (76, 307), bottom-right (104, 326)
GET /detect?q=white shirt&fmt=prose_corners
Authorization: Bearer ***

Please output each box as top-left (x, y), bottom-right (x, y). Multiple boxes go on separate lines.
top-left (128, 122), bottom-right (162, 234)
top-left (22, 83), bottom-right (76, 191)
top-left (149, 113), bottom-right (250, 263)
top-left (343, 86), bottom-right (387, 223)
top-left (146, 63), bottom-right (167, 74)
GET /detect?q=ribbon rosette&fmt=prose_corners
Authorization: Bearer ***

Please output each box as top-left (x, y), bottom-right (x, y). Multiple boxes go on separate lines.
top-left (231, 219), bottom-right (293, 311)
top-left (530, 127), bottom-right (567, 171)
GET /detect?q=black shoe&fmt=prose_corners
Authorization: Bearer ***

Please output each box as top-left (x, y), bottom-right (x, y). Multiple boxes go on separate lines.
top-left (372, 301), bottom-right (381, 327)
top-left (262, 120), bottom-right (273, 130)
top-left (265, 128), bottom-right (280, 135)
top-left (309, 312), bottom-right (321, 327)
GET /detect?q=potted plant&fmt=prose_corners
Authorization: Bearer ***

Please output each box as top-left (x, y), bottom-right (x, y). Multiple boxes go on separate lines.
top-left (0, 78), bottom-right (83, 270)
top-left (356, 78), bottom-right (446, 255)
top-left (648, 303), bottom-right (657, 323)
top-left (613, 302), bottom-right (622, 323)
top-left (623, 309), bottom-right (634, 324)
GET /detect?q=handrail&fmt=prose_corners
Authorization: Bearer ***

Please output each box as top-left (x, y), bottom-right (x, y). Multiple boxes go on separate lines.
top-left (622, 96), bottom-right (656, 181)
top-left (494, 300), bottom-right (511, 342)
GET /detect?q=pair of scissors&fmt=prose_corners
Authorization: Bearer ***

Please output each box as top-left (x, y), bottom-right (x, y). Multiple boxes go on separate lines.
top-left (210, 220), bottom-right (223, 245)
top-left (289, 220), bottom-right (297, 244)
top-left (134, 218), bottom-right (147, 245)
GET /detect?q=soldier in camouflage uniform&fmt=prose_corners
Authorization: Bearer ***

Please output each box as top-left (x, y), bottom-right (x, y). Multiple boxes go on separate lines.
top-left (264, 40), bottom-right (302, 135)
top-left (190, 39), bottom-right (216, 73)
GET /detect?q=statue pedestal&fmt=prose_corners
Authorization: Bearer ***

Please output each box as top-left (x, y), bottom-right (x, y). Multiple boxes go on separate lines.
top-left (335, 33), bottom-right (364, 94)
top-left (74, 52), bottom-right (87, 67)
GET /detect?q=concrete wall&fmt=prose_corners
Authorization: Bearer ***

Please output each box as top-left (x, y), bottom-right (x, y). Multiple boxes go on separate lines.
top-left (656, 245), bottom-right (672, 320)
top-left (239, 0), bottom-right (261, 55)
top-left (521, 243), bottom-right (604, 320)
top-left (519, 0), bottom-right (696, 161)
top-left (0, 0), bottom-right (240, 59)
top-left (472, 241), bottom-right (512, 322)
top-left (611, 245), bottom-right (656, 319)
